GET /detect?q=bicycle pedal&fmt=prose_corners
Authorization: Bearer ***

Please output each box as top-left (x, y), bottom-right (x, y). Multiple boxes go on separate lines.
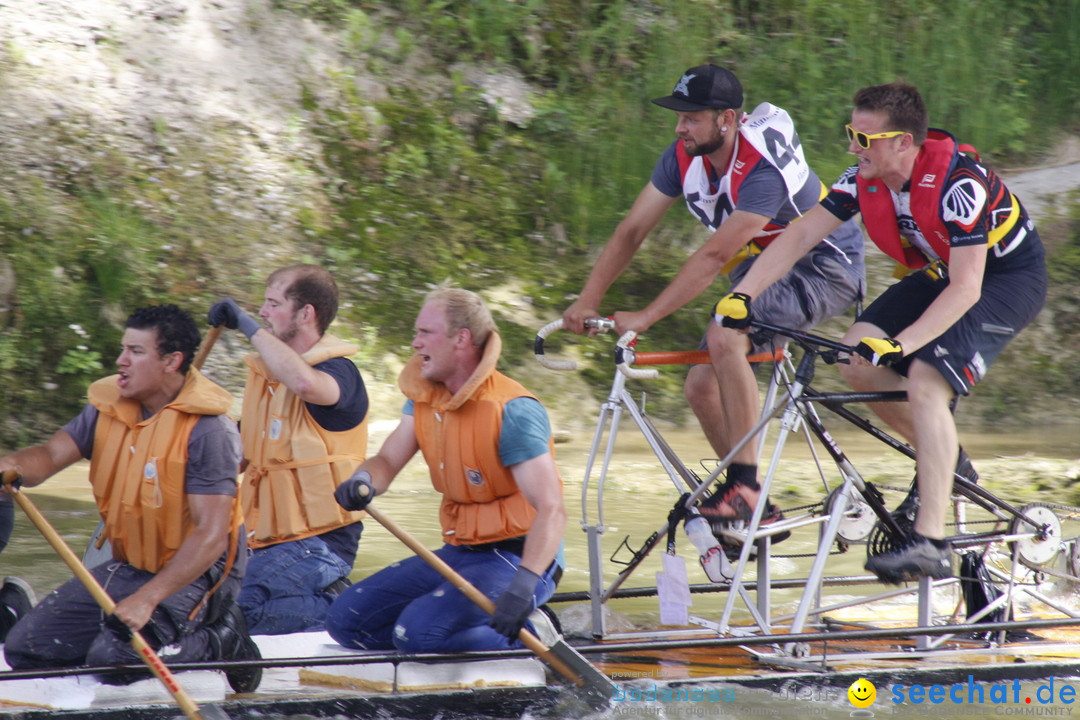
top-left (714, 520), bottom-right (791, 552)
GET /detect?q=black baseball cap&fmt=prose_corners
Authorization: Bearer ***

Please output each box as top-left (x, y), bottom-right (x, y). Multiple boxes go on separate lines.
top-left (651, 65), bottom-right (744, 112)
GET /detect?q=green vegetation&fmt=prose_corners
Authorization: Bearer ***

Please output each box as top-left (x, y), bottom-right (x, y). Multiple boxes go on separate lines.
top-left (1, 0), bottom-right (1079, 445)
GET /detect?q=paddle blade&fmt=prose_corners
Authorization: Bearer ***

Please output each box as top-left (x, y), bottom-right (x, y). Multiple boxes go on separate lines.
top-left (547, 639), bottom-right (615, 709)
top-left (195, 705), bottom-right (232, 720)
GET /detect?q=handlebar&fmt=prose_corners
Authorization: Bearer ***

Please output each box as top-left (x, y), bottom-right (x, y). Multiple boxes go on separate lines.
top-left (745, 319), bottom-right (855, 363)
top-left (614, 331), bottom-right (659, 380)
top-left (538, 314), bottom-right (854, 377)
top-left (535, 316), bottom-right (810, 377)
top-left (532, 317), bottom-right (659, 378)
top-left (534, 317), bottom-right (615, 371)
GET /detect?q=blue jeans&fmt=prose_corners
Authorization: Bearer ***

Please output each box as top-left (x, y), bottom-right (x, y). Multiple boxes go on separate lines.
top-left (238, 536), bottom-right (351, 635)
top-left (324, 544), bottom-right (559, 653)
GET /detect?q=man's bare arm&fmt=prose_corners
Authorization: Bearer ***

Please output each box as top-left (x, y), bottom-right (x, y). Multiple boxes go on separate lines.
top-left (0, 430), bottom-right (83, 490)
top-left (353, 414), bottom-right (420, 495)
top-left (249, 328), bottom-right (342, 406)
top-left (112, 492), bottom-right (234, 631)
top-left (613, 209), bottom-right (771, 335)
top-left (510, 452), bottom-right (566, 577)
top-left (731, 204), bottom-right (844, 297)
top-left (563, 183), bottom-right (678, 334)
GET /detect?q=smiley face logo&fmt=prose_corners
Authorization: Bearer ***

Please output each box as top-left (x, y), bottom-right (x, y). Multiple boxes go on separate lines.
top-left (848, 678), bottom-right (876, 708)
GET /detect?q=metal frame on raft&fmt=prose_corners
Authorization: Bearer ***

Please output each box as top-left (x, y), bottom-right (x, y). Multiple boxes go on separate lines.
top-left (12, 616), bottom-right (1080, 720)
top-left (534, 318), bottom-right (1080, 663)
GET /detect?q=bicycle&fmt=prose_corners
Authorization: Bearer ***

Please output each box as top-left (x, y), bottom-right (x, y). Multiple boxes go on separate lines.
top-left (536, 317), bottom-right (1080, 663)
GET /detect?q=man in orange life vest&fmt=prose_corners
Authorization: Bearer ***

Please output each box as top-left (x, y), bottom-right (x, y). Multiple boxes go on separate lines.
top-left (0, 305), bottom-right (261, 693)
top-left (325, 287), bottom-right (566, 652)
top-left (208, 265), bottom-right (369, 635)
top-left (715, 82), bottom-right (1047, 583)
top-left (562, 64), bottom-right (864, 544)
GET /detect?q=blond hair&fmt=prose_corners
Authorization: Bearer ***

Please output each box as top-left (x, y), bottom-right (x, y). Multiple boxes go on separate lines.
top-left (424, 285), bottom-right (496, 348)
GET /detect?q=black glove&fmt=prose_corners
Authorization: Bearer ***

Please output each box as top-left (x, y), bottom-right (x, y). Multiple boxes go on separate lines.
top-left (334, 469), bottom-right (375, 512)
top-left (855, 337), bottom-right (904, 367)
top-left (207, 297), bottom-right (261, 340)
top-left (490, 566), bottom-right (540, 639)
top-left (714, 292), bottom-right (752, 330)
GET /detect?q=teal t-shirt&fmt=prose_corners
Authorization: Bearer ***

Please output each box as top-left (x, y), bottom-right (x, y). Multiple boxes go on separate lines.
top-left (401, 396), bottom-right (551, 465)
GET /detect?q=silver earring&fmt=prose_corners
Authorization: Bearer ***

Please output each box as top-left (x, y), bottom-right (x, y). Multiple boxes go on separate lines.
top-left (721, 126), bottom-right (728, 132)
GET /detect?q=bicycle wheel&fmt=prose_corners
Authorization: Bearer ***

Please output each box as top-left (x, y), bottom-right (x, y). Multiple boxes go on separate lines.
top-left (1008, 502), bottom-right (1063, 567)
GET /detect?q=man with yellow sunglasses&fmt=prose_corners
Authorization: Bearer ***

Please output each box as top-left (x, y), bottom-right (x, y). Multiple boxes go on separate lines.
top-left (715, 82), bottom-right (1047, 585)
top-left (845, 124), bottom-right (907, 149)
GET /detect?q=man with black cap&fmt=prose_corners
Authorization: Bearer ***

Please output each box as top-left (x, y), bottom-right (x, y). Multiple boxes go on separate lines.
top-left (562, 64), bottom-right (865, 544)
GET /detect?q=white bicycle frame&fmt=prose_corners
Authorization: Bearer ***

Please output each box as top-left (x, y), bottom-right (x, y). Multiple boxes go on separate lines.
top-left (536, 319), bottom-right (796, 638)
top-left (535, 319), bottom-right (1071, 660)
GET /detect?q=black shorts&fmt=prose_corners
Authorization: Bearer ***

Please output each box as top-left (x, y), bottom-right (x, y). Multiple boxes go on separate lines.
top-left (856, 259), bottom-right (1047, 395)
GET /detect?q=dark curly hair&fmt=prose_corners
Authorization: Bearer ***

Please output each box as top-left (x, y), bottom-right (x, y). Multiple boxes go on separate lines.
top-left (125, 304), bottom-right (201, 374)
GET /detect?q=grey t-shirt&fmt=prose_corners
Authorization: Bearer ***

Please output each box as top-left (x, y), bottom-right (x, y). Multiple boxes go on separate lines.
top-left (651, 140), bottom-right (821, 225)
top-left (650, 140), bottom-right (865, 270)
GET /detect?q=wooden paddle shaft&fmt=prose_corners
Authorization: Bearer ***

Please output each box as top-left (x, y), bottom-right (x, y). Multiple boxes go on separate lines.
top-left (362, 504), bottom-right (585, 687)
top-left (193, 325), bottom-right (224, 371)
top-left (3, 472), bottom-right (210, 720)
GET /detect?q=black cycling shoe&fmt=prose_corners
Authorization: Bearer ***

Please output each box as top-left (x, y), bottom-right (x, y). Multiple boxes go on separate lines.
top-left (955, 447), bottom-right (979, 485)
top-left (865, 533), bottom-right (952, 585)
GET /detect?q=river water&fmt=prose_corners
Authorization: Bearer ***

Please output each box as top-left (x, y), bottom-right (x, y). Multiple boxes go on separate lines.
top-left (1, 418), bottom-right (1078, 719)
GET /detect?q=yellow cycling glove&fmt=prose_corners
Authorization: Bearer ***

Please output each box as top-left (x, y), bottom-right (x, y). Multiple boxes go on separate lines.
top-left (855, 337), bottom-right (903, 367)
top-left (714, 292), bottom-right (752, 330)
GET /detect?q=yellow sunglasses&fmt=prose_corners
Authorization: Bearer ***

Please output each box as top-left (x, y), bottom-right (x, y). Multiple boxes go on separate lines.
top-left (845, 124), bottom-right (906, 149)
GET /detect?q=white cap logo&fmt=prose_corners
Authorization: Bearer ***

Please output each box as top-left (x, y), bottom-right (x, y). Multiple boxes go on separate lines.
top-left (673, 73), bottom-right (696, 97)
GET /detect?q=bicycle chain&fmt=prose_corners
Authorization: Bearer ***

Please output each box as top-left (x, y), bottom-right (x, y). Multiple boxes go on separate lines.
top-left (1021, 501), bottom-right (1080, 517)
top-left (779, 501), bottom-right (824, 514)
top-left (764, 494), bottom-right (1080, 560)
top-left (780, 489), bottom-right (1080, 520)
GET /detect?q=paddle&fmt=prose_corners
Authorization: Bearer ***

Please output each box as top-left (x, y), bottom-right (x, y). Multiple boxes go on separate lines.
top-left (2, 469), bottom-right (231, 720)
top-left (360, 499), bottom-right (616, 708)
top-left (193, 325), bottom-right (224, 371)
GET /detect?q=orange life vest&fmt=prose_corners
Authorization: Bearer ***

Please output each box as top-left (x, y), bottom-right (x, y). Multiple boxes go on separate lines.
top-left (398, 333), bottom-right (560, 546)
top-left (240, 334), bottom-right (368, 547)
top-left (88, 369), bottom-right (242, 573)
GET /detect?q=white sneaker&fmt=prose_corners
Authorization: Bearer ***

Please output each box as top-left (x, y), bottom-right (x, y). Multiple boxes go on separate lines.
top-left (527, 605), bottom-right (562, 646)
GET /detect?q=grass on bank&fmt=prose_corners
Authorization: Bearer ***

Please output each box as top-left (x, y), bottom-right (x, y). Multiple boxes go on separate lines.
top-left (0, 0), bottom-right (1079, 446)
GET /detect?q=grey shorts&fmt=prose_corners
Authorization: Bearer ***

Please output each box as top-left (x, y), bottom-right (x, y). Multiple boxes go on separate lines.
top-left (701, 247), bottom-right (865, 356)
